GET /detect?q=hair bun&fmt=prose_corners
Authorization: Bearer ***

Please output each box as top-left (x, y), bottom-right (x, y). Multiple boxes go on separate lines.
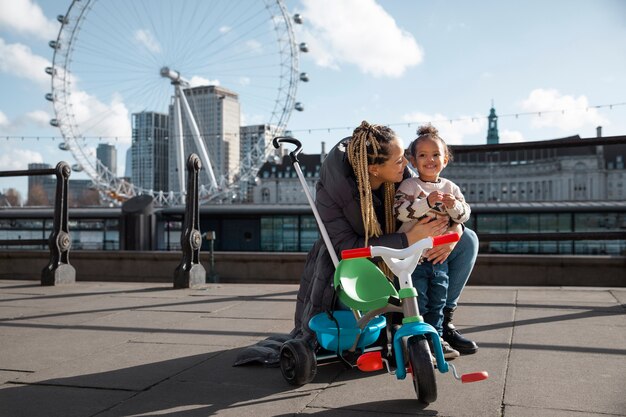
top-left (416, 123), bottom-right (438, 137)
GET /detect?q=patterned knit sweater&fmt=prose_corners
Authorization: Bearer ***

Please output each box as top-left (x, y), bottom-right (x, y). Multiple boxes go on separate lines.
top-left (394, 176), bottom-right (471, 233)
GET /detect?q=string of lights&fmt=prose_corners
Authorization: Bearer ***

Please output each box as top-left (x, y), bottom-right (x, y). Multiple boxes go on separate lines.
top-left (2, 101), bottom-right (625, 141)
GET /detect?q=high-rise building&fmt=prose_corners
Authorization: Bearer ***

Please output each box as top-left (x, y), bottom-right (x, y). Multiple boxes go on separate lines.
top-left (240, 124), bottom-right (277, 165)
top-left (96, 143), bottom-right (117, 176)
top-left (27, 163), bottom-right (53, 205)
top-left (168, 85), bottom-right (240, 191)
top-left (239, 124), bottom-right (284, 200)
top-left (131, 111), bottom-right (169, 192)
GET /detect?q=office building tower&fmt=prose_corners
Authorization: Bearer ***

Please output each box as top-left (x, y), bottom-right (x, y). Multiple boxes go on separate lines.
top-left (168, 85), bottom-right (240, 191)
top-left (131, 111), bottom-right (169, 192)
top-left (27, 163), bottom-right (53, 205)
top-left (240, 124), bottom-right (278, 164)
top-left (96, 143), bottom-right (117, 176)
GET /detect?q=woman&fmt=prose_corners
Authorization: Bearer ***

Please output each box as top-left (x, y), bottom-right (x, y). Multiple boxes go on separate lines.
top-left (292, 121), bottom-right (478, 355)
top-left (234, 121), bottom-right (477, 367)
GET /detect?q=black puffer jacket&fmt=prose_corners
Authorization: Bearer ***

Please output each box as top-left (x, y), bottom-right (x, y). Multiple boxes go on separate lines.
top-left (292, 137), bottom-right (410, 340)
top-left (233, 137), bottom-right (411, 366)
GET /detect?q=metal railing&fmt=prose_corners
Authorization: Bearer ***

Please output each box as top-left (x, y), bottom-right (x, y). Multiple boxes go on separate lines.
top-left (0, 162), bottom-right (75, 285)
top-left (173, 153), bottom-right (206, 289)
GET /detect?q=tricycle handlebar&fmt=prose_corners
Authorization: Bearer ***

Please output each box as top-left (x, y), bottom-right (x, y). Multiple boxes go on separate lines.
top-left (341, 233), bottom-right (460, 260)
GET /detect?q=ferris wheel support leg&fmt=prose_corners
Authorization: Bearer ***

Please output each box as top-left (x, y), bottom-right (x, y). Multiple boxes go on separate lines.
top-left (174, 154), bottom-right (206, 289)
top-left (173, 90), bottom-right (186, 193)
top-left (178, 87), bottom-right (218, 190)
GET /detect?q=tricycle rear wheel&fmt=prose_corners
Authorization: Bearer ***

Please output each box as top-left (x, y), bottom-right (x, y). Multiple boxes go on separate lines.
top-left (280, 339), bottom-right (317, 386)
top-left (408, 336), bottom-right (437, 404)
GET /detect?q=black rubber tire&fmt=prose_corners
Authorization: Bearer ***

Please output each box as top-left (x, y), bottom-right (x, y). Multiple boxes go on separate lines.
top-left (279, 339), bottom-right (317, 386)
top-left (408, 336), bottom-right (437, 404)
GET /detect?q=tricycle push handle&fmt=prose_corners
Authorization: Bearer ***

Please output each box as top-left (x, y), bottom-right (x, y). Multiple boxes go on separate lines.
top-left (341, 233), bottom-right (460, 260)
top-left (341, 247), bottom-right (372, 259)
top-left (432, 233), bottom-right (460, 246)
top-left (272, 136), bottom-right (302, 164)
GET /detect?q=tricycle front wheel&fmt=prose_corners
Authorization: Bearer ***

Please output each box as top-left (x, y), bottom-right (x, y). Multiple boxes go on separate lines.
top-left (280, 339), bottom-right (317, 386)
top-left (408, 336), bottom-right (437, 404)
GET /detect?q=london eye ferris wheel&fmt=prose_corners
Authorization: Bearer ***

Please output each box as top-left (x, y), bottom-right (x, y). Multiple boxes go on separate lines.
top-left (47, 0), bottom-right (306, 205)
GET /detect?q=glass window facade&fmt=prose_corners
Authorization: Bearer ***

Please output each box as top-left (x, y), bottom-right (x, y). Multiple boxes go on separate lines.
top-left (1, 208), bottom-right (623, 255)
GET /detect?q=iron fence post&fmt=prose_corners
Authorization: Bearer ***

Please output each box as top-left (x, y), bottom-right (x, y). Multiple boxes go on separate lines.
top-left (41, 161), bottom-right (76, 285)
top-left (173, 154), bottom-right (206, 288)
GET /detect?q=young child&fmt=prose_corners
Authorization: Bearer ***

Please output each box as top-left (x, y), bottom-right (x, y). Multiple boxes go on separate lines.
top-left (394, 124), bottom-right (471, 359)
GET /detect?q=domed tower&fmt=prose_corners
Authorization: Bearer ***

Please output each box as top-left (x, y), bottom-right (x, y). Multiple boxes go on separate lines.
top-left (487, 102), bottom-right (500, 145)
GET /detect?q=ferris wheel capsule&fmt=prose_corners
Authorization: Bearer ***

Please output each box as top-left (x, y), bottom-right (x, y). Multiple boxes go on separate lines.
top-left (58, 142), bottom-right (70, 151)
top-left (293, 13), bottom-right (303, 24)
top-left (294, 102), bottom-right (304, 111)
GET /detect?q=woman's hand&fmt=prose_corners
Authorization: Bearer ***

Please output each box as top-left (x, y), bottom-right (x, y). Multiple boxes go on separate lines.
top-left (405, 216), bottom-right (449, 245)
top-left (423, 223), bottom-right (463, 264)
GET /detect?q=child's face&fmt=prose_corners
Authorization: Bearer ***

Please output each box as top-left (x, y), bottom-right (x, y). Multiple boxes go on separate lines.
top-left (410, 138), bottom-right (448, 182)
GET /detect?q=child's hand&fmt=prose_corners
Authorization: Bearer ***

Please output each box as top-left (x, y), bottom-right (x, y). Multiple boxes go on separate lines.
top-left (442, 193), bottom-right (456, 209)
top-left (427, 191), bottom-right (444, 207)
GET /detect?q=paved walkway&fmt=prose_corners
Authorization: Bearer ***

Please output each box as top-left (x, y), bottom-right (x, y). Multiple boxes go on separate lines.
top-left (0, 280), bottom-right (624, 417)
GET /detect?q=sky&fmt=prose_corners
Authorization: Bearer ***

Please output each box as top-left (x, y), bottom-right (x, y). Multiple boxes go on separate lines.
top-left (1, 0), bottom-right (625, 200)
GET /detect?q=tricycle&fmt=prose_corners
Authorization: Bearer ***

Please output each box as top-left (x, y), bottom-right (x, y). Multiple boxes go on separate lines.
top-left (273, 136), bottom-right (488, 404)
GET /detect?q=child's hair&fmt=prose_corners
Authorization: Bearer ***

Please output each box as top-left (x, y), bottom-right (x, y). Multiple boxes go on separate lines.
top-left (346, 120), bottom-right (397, 247)
top-left (408, 124), bottom-right (453, 162)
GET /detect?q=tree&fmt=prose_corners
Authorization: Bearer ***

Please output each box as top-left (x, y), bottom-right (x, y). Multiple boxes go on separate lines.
top-left (27, 184), bottom-right (49, 206)
top-left (1, 188), bottom-right (23, 207)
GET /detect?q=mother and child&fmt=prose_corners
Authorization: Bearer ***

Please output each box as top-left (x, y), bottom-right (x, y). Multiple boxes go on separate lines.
top-left (292, 120), bottom-right (479, 360)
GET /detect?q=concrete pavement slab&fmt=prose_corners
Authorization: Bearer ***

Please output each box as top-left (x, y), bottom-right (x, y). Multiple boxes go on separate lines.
top-left (503, 404), bottom-right (623, 417)
top-left (9, 343), bottom-right (219, 391)
top-left (610, 289), bottom-right (626, 304)
top-left (96, 379), bottom-right (321, 417)
top-left (0, 327), bottom-right (133, 372)
top-left (0, 383), bottom-right (135, 417)
top-left (1, 280), bottom-right (624, 416)
top-left (505, 349), bottom-right (626, 415)
top-left (134, 315), bottom-right (291, 347)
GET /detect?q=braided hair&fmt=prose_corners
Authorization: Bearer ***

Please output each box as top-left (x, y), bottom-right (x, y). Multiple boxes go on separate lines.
top-left (346, 121), bottom-right (398, 247)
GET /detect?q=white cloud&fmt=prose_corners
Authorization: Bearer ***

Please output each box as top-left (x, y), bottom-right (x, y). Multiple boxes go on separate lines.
top-left (0, 110), bottom-right (9, 128)
top-left (245, 39), bottom-right (263, 54)
top-left (0, 108), bottom-right (51, 131)
top-left (238, 76), bottom-right (251, 86)
top-left (0, 0), bottom-right (58, 40)
top-left (521, 88), bottom-right (608, 131)
top-left (500, 129), bottom-right (525, 143)
top-left (298, 0), bottom-right (423, 78)
top-left (402, 112), bottom-right (487, 145)
top-left (24, 110), bottom-right (50, 127)
top-left (189, 76), bottom-right (220, 87)
top-left (134, 29), bottom-right (161, 54)
top-left (67, 90), bottom-right (132, 145)
top-left (0, 38), bottom-right (50, 87)
top-left (0, 147), bottom-right (43, 170)
top-left (219, 26), bottom-right (231, 34)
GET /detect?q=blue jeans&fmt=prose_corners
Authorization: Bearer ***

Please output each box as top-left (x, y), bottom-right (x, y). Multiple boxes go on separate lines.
top-left (446, 228), bottom-right (479, 310)
top-left (413, 260), bottom-right (449, 335)
top-left (412, 228), bottom-right (479, 333)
